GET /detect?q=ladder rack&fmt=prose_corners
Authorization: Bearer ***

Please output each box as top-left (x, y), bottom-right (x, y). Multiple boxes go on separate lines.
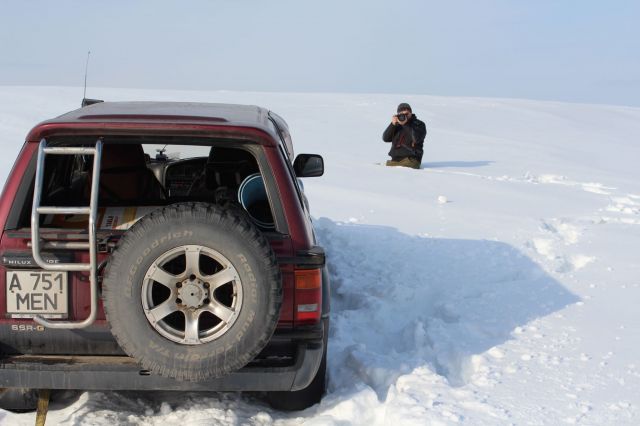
top-left (30, 139), bottom-right (103, 329)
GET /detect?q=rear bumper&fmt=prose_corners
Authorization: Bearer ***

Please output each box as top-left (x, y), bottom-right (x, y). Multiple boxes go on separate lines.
top-left (0, 322), bottom-right (326, 392)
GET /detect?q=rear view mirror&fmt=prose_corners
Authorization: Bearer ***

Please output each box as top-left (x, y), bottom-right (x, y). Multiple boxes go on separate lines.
top-left (293, 154), bottom-right (324, 177)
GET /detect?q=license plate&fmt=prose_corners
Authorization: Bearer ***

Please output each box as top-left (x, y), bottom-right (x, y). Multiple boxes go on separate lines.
top-left (6, 270), bottom-right (68, 318)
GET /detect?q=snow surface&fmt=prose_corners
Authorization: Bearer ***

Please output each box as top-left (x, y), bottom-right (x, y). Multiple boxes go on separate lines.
top-left (1, 86), bottom-right (639, 425)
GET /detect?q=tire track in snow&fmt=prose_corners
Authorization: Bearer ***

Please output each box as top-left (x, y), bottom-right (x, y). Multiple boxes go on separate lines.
top-left (425, 168), bottom-right (640, 273)
top-left (425, 168), bottom-right (639, 218)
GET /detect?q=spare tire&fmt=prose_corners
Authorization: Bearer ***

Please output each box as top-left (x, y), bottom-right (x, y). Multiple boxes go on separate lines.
top-left (103, 203), bottom-right (282, 381)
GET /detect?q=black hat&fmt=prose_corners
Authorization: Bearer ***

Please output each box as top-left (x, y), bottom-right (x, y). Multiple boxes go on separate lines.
top-left (397, 103), bottom-right (412, 113)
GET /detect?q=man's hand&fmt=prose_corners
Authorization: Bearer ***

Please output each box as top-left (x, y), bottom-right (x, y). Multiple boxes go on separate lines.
top-left (391, 115), bottom-right (399, 125)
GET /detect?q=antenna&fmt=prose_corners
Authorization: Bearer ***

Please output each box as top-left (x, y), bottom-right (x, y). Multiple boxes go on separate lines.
top-left (83, 50), bottom-right (91, 100)
top-left (80, 51), bottom-right (103, 107)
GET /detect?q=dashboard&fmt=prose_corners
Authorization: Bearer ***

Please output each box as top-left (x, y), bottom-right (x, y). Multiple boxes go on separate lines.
top-left (158, 157), bottom-right (208, 198)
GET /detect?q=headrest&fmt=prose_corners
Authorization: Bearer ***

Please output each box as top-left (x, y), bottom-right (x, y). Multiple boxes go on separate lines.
top-left (207, 147), bottom-right (253, 164)
top-left (205, 147), bottom-right (254, 190)
top-left (101, 144), bottom-right (147, 172)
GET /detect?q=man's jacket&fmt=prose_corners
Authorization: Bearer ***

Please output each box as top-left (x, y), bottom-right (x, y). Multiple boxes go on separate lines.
top-left (382, 115), bottom-right (427, 162)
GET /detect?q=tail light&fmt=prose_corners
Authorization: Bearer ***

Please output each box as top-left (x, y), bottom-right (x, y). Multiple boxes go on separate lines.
top-left (294, 268), bottom-right (322, 325)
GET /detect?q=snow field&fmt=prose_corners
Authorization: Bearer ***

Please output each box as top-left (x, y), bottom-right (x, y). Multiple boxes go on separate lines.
top-left (0, 86), bottom-right (639, 425)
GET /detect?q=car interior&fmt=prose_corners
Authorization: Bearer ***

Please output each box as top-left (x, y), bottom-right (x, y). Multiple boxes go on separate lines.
top-left (13, 137), bottom-right (273, 232)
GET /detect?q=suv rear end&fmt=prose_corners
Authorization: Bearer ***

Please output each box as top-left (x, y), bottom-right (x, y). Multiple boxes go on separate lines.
top-left (0, 101), bottom-right (329, 411)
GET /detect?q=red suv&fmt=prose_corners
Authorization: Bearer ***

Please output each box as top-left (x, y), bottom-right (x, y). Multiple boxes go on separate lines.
top-left (0, 101), bottom-right (329, 411)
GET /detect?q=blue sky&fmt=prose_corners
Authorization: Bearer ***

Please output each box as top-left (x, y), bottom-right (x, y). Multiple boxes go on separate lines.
top-left (1, 0), bottom-right (639, 106)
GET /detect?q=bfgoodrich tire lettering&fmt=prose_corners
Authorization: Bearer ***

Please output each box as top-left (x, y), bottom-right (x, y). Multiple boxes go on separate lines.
top-left (103, 203), bottom-right (282, 381)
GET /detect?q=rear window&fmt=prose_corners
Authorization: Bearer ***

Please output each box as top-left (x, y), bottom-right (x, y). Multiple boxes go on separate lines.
top-left (7, 137), bottom-right (281, 234)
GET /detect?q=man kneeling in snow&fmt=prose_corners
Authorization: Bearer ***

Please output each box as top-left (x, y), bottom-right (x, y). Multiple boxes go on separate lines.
top-left (382, 103), bottom-right (427, 169)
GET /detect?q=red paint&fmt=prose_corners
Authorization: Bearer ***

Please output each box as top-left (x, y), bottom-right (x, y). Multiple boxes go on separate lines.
top-left (26, 122), bottom-right (277, 146)
top-left (0, 142), bottom-right (36, 233)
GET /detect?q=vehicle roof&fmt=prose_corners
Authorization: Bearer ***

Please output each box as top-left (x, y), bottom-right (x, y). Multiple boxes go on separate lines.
top-left (48, 101), bottom-right (272, 127)
top-left (27, 102), bottom-right (283, 145)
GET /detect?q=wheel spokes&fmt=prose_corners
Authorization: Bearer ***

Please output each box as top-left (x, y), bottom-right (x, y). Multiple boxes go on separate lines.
top-left (183, 311), bottom-right (201, 344)
top-left (142, 245), bottom-right (243, 345)
top-left (146, 265), bottom-right (179, 288)
top-left (204, 301), bottom-right (235, 323)
top-left (146, 299), bottom-right (178, 324)
top-left (184, 247), bottom-right (201, 276)
top-left (204, 267), bottom-right (237, 291)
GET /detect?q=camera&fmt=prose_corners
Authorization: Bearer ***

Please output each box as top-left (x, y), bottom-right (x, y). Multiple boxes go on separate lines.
top-left (397, 113), bottom-right (408, 122)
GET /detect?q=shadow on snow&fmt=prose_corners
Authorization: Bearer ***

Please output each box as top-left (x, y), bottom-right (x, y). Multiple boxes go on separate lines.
top-left (314, 218), bottom-right (578, 396)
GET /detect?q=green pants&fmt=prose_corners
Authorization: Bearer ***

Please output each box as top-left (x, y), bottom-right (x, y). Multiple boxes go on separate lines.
top-left (386, 157), bottom-right (421, 169)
